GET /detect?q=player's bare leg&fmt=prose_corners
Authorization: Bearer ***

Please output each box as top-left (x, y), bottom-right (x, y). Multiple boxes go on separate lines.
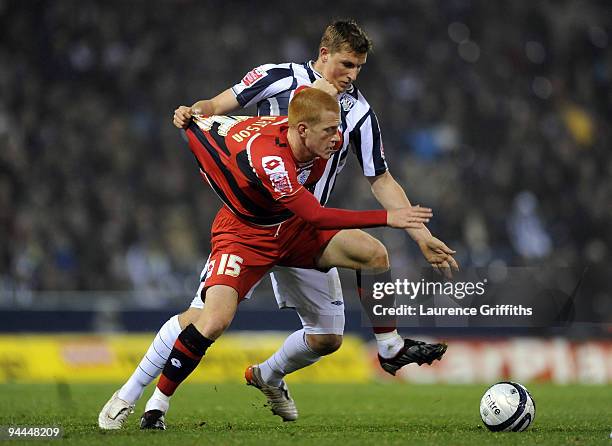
top-left (316, 229), bottom-right (390, 272)
top-left (141, 285), bottom-right (238, 430)
top-left (305, 334), bottom-right (343, 354)
top-left (318, 229), bottom-right (447, 375)
top-left (98, 306), bottom-right (201, 429)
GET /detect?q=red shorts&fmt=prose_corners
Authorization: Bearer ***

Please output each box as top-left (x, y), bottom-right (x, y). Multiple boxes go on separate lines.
top-left (201, 207), bottom-right (340, 300)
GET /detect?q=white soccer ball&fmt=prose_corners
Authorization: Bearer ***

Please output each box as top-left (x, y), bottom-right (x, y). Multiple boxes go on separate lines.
top-left (479, 381), bottom-right (536, 432)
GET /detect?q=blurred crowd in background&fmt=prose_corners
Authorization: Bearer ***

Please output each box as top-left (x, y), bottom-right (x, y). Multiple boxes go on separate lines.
top-left (1, 1), bottom-right (610, 304)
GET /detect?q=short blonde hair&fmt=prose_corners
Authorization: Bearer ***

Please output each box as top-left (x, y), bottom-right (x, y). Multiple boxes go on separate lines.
top-left (288, 88), bottom-right (339, 127)
top-left (319, 20), bottom-right (372, 55)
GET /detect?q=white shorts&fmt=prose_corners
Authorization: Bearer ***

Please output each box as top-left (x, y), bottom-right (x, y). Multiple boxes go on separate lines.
top-left (190, 266), bottom-right (345, 335)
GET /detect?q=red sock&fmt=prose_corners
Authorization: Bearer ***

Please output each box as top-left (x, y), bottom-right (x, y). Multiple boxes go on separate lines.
top-left (157, 324), bottom-right (213, 396)
top-left (356, 269), bottom-right (397, 333)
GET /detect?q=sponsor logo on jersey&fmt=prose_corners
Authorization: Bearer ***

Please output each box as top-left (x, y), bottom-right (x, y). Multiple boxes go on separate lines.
top-left (339, 93), bottom-right (357, 112)
top-left (242, 67), bottom-right (266, 87)
top-left (263, 157), bottom-right (283, 172)
top-left (330, 300), bottom-right (344, 306)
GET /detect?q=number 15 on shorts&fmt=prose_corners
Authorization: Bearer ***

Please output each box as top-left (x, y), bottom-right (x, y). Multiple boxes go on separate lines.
top-left (206, 254), bottom-right (244, 279)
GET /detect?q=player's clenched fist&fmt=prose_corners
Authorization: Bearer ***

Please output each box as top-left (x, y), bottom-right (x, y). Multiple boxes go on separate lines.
top-left (387, 206), bottom-right (433, 229)
top-left (312, 78), bottom-right (339, 97)
top-left (173, 105), bottom-right (194, 129)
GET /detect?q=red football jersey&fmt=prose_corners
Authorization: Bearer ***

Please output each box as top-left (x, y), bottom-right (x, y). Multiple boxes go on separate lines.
top-left (185, 115), bottom-right (387, 229)
top-left (186, 115), bottom-right (325, 225)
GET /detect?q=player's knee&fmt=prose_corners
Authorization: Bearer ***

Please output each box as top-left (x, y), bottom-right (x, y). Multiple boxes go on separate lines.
top-left (178, 307), bottom-right (202, 329)
top-left (199, 319), bottom-right (230, 340)
top-left (194, 314), bottom-right (232, 340)
top-left (306, 334), bottom-right (343, 356)
top-left (366, 239), bottom-right (389, 270)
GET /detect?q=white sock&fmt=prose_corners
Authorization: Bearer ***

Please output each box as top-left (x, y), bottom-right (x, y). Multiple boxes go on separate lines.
top-left (375, 330), bottom-right (404, 358)
top-left (144, 387), bottom-right (170, 413)
top-left (258, 329), bottom-right (321, 387)
top-left (118, 315), bottom-right (182, 404)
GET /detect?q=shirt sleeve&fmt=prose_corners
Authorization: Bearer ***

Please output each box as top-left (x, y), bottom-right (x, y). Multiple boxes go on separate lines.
top-left (231, 63), bottom-right (295, 109)
top-left (279, 187), bottom-right (387, 230)
top-left (350, 107), bottom-right (388, 177)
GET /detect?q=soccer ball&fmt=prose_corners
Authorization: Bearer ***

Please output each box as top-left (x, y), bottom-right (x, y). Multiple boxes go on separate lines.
top-left (479, 381), bottom-right (535, 432)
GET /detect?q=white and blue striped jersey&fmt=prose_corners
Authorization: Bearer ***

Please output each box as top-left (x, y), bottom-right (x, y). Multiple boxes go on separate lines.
top-left (231, 61), bottom-right (387, 206)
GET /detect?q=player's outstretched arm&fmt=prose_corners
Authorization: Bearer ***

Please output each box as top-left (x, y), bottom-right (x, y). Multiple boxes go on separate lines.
top-left (173, 89), bottom-right (240, 129)
top-left (281, 187), bottom-right (431, 230)
top-left (368, 171), bottom-right (459, 274)
top-left (386, 206), bottom-right (433, 229)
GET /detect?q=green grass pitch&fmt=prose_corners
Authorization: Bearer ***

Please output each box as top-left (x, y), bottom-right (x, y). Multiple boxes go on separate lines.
top-left (0, 382), bottom-right (609, 445)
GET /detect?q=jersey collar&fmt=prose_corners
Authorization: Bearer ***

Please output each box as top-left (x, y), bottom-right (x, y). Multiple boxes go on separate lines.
top-left (261, 120), bottom-right (290, 147)
top-left (307, 61), bottom-right (323, 79)
top-left (260, 123), bottom-right (306, 163)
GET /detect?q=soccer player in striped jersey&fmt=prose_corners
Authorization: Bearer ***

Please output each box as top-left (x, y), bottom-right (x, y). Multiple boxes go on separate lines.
top-left (99, 20), bottom-right (457, 430)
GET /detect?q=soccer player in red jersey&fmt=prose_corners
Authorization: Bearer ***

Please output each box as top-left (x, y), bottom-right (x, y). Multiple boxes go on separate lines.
top-left (101, 88), bottom-right (433, 429)
top-left (99, 20), bottom-right (457, 430)
top-left (179, 91), bottom-right (432, 302)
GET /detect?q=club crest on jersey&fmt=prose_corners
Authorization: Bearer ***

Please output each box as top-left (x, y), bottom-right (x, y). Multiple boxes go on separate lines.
top-left (262, 156), bottom-right (292, 194)
top-left (242, 67), bottom-right (267, 87)
top-left (297, 169), bottom-right (311, 185)
top-left (269, 172), bottom-right (292, 194)
top-left (339, 93), bottom-right (357, 112)
top-left (204, 259), bottom-right (216, 280)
